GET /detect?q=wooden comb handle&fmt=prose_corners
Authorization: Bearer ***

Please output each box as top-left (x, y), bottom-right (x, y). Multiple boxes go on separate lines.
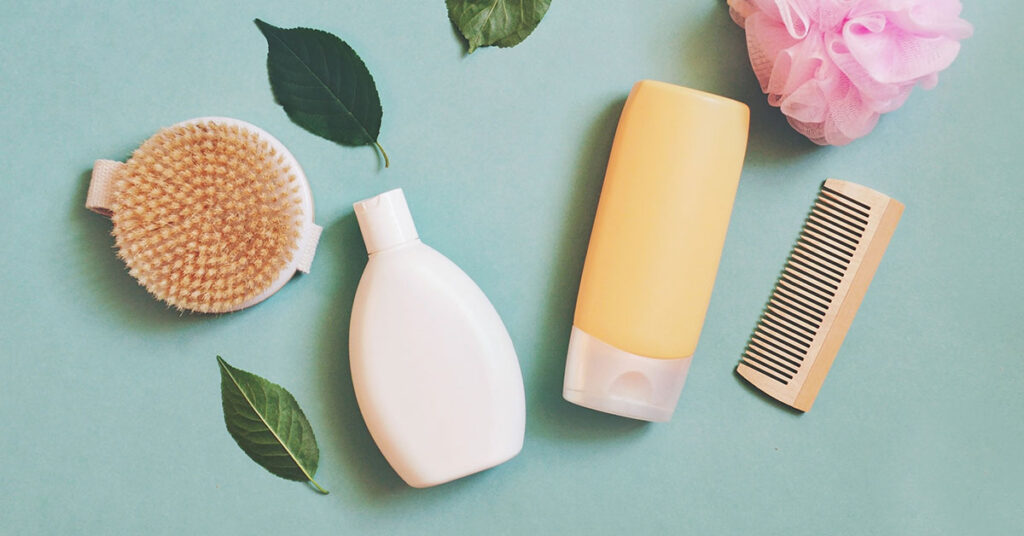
top-left (738, 179), bottom-right (904, 411)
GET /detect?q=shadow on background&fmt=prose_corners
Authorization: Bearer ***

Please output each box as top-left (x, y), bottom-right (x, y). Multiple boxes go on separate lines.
top-left (527, 98), bottom-right (649, 442)
top-left (675, 5), bottom-right (820, 167)
top-left (313, 213), bottom-right (401, 501)
top-left (72, 167), bottom-right (208, 329)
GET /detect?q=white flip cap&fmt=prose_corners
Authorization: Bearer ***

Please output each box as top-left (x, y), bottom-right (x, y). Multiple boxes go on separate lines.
top-left (562, 326), bottom-right (692, 422)
top-left (354, 188), bottom-right (419, 254)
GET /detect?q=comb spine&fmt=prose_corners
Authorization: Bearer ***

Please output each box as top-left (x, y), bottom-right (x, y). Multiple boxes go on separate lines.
top-left (737, 350), bottom-right (799, 405)
top-left (790, 181), bottom-right (905, 410)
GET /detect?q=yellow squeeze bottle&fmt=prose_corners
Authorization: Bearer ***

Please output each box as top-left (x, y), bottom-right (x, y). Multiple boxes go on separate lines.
top-left (563, 80), bottom-right (749, 422)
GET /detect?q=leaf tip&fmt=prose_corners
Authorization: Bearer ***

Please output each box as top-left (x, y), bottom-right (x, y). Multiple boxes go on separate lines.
top-left (253, 18), bottom-right (275, 36)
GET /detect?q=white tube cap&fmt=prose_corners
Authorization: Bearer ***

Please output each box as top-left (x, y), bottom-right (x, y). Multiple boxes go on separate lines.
top-left (562, 326), bottom-right (692, 422)
top-left (354, 188), bottom-right (419, 254)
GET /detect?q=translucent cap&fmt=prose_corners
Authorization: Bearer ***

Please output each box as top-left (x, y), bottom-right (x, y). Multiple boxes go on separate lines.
top-left (562, 327), bottom-right (692, 422)
top-left (354, 188), bottom-right (419, 254)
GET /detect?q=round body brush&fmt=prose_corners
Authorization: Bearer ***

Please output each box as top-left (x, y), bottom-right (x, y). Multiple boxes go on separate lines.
top-left (86, 117), bottom-right (322, 313)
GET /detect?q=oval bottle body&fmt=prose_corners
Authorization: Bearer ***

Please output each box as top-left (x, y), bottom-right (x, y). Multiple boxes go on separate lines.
top-left (349, 241), bottom-right (525, 488)
top-left (564, 81), bottom-right (749, 422)
top-left (575, 81), bottom-right (749, 359)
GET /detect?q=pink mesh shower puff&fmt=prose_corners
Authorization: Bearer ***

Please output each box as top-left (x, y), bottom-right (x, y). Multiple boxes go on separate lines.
top-left (728, 0), bottom-right (973, 145)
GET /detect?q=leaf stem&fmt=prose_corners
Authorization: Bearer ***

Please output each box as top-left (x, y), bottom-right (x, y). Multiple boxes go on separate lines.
top-left (308, 477), bottom-right (330, 495)
top-left (374, 140), bottom-right (390, 168)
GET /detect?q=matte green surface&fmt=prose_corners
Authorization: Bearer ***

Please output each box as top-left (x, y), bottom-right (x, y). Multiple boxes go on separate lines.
top-left (1, 2), bottom-right (1020, 534)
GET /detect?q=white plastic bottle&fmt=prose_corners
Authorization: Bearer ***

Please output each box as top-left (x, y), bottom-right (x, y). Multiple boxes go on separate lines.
top-left (349, 189), bottom-right (526, 488)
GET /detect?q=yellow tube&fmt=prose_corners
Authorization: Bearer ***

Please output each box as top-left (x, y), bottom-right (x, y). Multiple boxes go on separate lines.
top-left (563, 80), bottom-right (749, 422)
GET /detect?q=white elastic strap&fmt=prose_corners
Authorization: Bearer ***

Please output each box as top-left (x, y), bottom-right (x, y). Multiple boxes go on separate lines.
top-left (86, 159), bottom-right (123, 216)
top-left (295, 222), bottom-right (323, 273)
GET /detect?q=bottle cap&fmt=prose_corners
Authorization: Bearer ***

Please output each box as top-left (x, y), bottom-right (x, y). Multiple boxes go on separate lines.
top-left (562, 326), bottom-right (692, 422)
top-left (354, 188), bottom-right (419, 254)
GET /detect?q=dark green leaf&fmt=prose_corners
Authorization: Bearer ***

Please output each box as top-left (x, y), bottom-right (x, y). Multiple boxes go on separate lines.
top-left (217, 356), bottom-right (328, 494)
top-left (255, 19), bottom-right (388, 167)
top-left (446, 0), bottom-right (551, 53)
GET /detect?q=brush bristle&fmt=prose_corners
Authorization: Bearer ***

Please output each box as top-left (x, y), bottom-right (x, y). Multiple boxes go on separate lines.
top-left (109, 121), bottom-right (304, 313)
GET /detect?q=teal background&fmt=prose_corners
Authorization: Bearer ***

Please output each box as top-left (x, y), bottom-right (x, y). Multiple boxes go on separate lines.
top-left (2, 1), bottom-right (1021, 534)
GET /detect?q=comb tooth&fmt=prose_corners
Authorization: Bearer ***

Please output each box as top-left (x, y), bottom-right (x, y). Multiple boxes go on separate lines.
top-left (752, 322), bottom-right (808, 355)
top-left (806, 204), bottom-right (864, 235)
top-left (789, 250), bottom-right (843, 288)
top-left (751, 332), bottom-right (805, 363)
top-left (812, 201), bottom-right (866, 236)
top-left (763, 307), bottom-right (816, 338)
top-left (804, 221), bottom-right (858, 257)
top-left (816, 196), bottom-right (869, 227)
top-left (757, 319), bottom-right (811, 352)
top-left (740, 359), bottom-right (790, 385)
top-left (794, 241), bottom-right (848, 273)
top-left (743, 349), bottom-right (796, 378)
top-left (774, 286), bottom-right (827, 320)
top-left (786, 254), bottom-right (841, 291)
top-left (809, 206), bottom-right (863, 241)
top-left (801, 227), bottom-right (855, 259)
top-left (791, 247), bottom-right (845, 280)
top-left (781, 267), bottom-right (835, 299)
top-left (798, 231), bottom-right (853, 265)
top-left (767, 307), bottom-right (819, 344)
top-left (770, 291), bottom-right (822, 327)
top-left (745, 357), bottom-right (797, 383)
top-left (759, 310), bottom-right (815, 343)
top-left (747, 338), bottom-right (801, 368)
top-left (821, 184), bottom-right (873, 214)
top-left (739, 179), bottom-right (903, 411)
top-left (805, 216), bottom-right (859, 252)
top-left (776, 279), bottom-right (831, 314)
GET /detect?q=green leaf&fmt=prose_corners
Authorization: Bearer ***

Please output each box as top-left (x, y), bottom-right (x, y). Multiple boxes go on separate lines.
top-left (217, 356), bottom-right (328, 494)
top-left (255, 19), bottom-right (389, 167)
top-left (446, 0), bottom-right (552, 53)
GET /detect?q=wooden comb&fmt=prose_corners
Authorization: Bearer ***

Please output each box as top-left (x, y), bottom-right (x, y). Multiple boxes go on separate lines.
top-left (737, 179), bottom-right (904, 411)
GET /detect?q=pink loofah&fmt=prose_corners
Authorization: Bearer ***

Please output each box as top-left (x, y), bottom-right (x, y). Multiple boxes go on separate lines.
top-left (728, 0), bottom-right (973, 145)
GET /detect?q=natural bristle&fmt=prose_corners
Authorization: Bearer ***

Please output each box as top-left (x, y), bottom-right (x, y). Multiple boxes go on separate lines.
top-left (109, 121), bottom-right (304, 313)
